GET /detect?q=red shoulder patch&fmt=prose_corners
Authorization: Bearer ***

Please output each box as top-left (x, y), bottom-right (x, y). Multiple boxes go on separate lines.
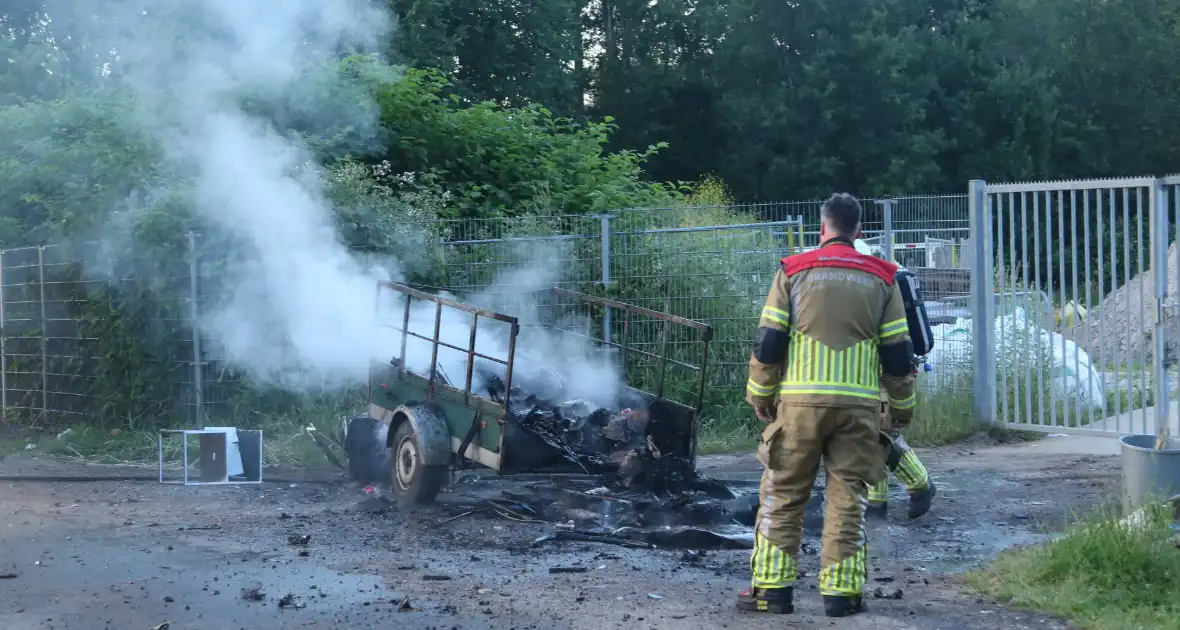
top-left (781, 244), bottom-right (896, 284)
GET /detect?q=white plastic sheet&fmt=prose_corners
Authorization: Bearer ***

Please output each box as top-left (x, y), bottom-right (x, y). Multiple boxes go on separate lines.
top-left (921, 307), bottom-right (1105, 408)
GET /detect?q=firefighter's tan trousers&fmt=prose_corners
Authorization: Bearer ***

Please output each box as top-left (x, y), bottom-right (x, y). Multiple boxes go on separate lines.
top-left (868, 440), bottom-right (929, 503)
top-left (751, 405), bottom-right (881, 597)
top-left (868, 404), bottom-right (929, 504)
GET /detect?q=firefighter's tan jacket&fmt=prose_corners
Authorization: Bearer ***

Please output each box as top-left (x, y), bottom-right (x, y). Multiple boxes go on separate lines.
top-left (746, 239), bottom-right (916, 423)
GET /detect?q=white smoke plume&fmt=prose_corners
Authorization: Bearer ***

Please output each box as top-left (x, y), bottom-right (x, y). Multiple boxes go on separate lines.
top-left (52, 0), bottom-right (625, 405)
top-left (390, 247), bottom-right (623, 410)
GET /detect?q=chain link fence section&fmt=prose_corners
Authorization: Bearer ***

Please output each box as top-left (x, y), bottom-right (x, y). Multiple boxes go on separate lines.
top-left (0, 196), bottom-right (972, 428)
top-left (0, 241), bottom-right (197, 427)
top-left (408, 206), bottom-right (812, 389)
top-left (606, 208), bottom-right (805, 388)
top-left (418, 214), bottom-right (605, 297)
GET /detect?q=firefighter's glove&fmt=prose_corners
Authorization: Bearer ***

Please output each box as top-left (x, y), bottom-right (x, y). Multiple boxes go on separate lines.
top-left (890, 410), bottom-right (913, 431)
top-left (747, 393), bottom-right (776, 423)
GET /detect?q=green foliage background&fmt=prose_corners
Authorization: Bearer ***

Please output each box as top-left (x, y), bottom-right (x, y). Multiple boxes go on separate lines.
top-left (2, 0), bottom-right (1179, 433)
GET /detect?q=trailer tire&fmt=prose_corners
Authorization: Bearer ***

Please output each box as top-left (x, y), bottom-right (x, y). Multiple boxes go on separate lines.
top-left (344, 415), bottom-right (393, 486)
top-left (390, 421), bottom-right (447, 505)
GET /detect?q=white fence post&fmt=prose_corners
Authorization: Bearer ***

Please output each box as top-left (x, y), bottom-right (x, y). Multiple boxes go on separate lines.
top-left (1150, 179), bottom-right (1170, 437)
top-left (0, 248), bottom-right (6, 421)
top-left (599, 214), bottom-right (614, 345)
top-left (187, 231), bottom-right (204, 426)
top-left (969, 180), bottom-right (997, 424)
top-left (37, 246), bottom-right (48, 425)
top-left (880, 197), bottom-right (894, 261)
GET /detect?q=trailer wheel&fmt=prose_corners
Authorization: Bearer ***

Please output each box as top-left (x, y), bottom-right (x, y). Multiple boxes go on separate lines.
top-left (390, 421), bottom-right (446, 505)
top-left (344, 415), bottom-right (393, 486)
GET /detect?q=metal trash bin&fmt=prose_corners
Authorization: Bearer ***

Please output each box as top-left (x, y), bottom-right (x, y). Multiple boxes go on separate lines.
top-left (1119, 434), bottom-right (1180, 513)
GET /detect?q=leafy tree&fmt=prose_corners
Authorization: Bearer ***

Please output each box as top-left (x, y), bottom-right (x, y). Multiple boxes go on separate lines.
top-left (371, 68), bottom-right (676, 217)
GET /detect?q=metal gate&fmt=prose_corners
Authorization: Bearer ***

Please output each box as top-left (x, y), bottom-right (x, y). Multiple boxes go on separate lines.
top-left (968, 177), bottom-right (1176, 438)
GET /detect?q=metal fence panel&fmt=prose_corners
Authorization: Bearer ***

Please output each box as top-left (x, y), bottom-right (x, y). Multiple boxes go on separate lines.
top-left (0, 196), bottom-right (971, 428)
top-left (410, 207), bottom-right (811, 390)
top-left (889, 195), bottom-right (975, 398)
top-left (1163, 174), bottom-right (1180, 438)
top-left (980, 177), bottom-right (1169, 436)
top-left (0, 241), bottom-right (198, 427)
top-left (418, 214), bottom-right (605, 295)
top-left (608, 217), bottom-right (803, 388)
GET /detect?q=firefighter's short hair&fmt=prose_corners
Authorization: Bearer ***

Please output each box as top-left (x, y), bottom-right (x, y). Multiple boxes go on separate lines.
top-left (821, 193), bottom-right (862, 235)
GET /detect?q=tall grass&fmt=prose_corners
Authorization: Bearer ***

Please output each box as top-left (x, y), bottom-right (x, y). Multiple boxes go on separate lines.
top-left (965, 501), bottom-right (1180, 630)
top-left (694, 384), bottom-right (983, 455)
top-left (2, 392), bottom-right (359, 468)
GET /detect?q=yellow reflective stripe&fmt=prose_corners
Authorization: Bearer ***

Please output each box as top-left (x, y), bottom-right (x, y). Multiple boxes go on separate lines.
top-left (779, 333), bottom-right (883, 398)
top-left (868, 479), bottom-right (889, 504)
top-left (894, 450), bottom-right (929, 491)
top-left (818, 544), bottom-right (868, 596)
top-left (746, 379), bottom-right (775, 397)
top-left (778, 383), bottom-right (881, 400)
top-left (889, 393), bottom-right (916, 410)
top-left (879, 318), bottom-right (907, 339)
top-left (782, 334), bottom-right (880, 390)
top-left (751, 534), bottom-right (797, 589)
top-left (760, 305), bottom-right (791, 327)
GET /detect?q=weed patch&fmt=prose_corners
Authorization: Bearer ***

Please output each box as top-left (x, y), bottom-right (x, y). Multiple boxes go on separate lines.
top-left (1, 396), bottom-right (359, 469)
top-left (904, 388), bottom-right (980, 446)
top-left (694, 385), bottom-right (986, 453)
top-left (965, 502), bottom-right (1180, 630)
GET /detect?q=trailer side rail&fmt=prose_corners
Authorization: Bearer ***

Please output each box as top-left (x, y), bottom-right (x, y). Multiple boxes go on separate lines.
top-left (376, 281), bottom-right (521, 409)
top-left (535, 286), bottom-right (714, 426)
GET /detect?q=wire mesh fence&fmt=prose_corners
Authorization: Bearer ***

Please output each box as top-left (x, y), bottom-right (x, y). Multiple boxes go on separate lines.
top-left (0, 196), bottom-right (972, 429)
top-left (0, 241), bottom-right (198, 428)
top-left (408, 205), bottom-right (810, 390)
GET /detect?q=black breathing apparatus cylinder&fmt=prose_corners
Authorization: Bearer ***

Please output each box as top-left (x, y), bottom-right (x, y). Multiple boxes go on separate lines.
top-left (853, 240), bottom-right (935, 358)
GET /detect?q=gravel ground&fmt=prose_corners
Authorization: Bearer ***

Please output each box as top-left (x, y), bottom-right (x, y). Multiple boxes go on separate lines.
top-left (0, 439), bottom-right (1119, 629)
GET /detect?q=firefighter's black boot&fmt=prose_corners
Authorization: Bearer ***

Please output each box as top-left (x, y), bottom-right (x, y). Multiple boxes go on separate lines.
top-left (866, 501), bottom-right (888, 520)
top-left (823, 594), bottom-right (867, 618)
top-left (908, 480), bottom-right (937, 520)
top-left (736, 587), bottom-right (794, 614)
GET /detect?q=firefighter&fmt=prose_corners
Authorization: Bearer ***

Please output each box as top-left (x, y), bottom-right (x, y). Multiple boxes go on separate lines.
top-left (868, 393), bottom-right (936, 518)
top-left (738, 193), bottom-right (916, 618)
top-left (851, 239), bottom-right (936, 520)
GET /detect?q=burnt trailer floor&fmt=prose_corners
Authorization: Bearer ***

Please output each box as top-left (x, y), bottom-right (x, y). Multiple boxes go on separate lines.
top-left (0, 438), bottom-right (1117, 630)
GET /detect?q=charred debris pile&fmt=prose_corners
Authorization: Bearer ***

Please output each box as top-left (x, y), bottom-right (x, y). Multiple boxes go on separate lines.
top-left (478, 362), bottom-right (710, 496)
top-left (464, 364), bottom-right (783, 550)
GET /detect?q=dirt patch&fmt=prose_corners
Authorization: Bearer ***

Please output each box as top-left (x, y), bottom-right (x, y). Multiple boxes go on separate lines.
top-left (0, 442), bottom-right (1119, 629)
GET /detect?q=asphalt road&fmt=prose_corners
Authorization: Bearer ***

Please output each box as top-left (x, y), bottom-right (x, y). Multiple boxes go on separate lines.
top-left (0, 441), bottom-right (1111, 629)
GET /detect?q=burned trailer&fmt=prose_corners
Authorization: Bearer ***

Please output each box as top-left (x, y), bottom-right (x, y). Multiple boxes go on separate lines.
top-left (348, 281), bottom-right (714, 505)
